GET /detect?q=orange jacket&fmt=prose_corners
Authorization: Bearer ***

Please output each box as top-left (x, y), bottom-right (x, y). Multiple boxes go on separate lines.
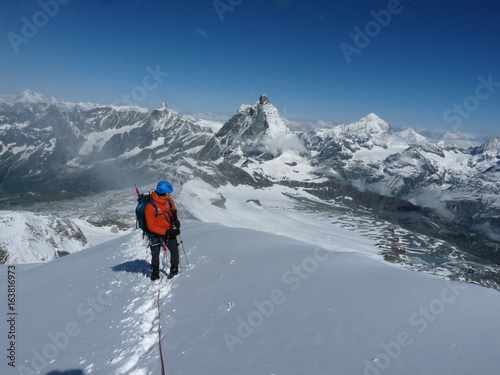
top-left (144, 191), bottom-right (177, 236)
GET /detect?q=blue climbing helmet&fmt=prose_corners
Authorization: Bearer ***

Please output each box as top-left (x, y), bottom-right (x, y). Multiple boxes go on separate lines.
top-left (156, 181), bottom-right (174, 194)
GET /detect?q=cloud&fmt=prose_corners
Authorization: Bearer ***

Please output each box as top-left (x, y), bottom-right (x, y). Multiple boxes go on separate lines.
top-left (367, 181), bottom-right (394, 197)
top-left (471, 222), bottom-right (500, 242)
top-left (257, 133), bottom-right (308, 156)
top-left (410, 191), bottom-right (455, 220)
top-left (196, 28), bottom-right (209, 39)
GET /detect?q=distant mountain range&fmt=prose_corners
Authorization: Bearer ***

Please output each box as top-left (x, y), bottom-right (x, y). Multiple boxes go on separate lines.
top-left (1, 90), bottom-right (500, 272)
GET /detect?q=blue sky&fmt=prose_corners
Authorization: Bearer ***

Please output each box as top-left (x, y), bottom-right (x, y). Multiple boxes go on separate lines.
top-left (1, 0), bottom-right (499, 136)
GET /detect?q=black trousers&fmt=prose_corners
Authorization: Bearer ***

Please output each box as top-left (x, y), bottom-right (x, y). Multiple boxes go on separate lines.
top-left (149, 236), bottom-right (179, 270)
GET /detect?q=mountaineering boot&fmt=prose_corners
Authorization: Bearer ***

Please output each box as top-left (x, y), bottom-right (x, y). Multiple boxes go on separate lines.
top-left (151, 265), bottom-right (160, 281)
top-left (167, 266), bottom-right (178, 279)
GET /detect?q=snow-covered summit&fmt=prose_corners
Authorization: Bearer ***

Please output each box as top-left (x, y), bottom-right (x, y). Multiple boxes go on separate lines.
top-left (16, 90), bottom-right (50, 104)
top-left (310, 113), bottom-right (397, 154)
top-left (192, 94), bottom-right (314, 181)
top-left (477, 137), bottom-right (500, 154)
top-left (468, 137), bottom-right (500, 170)
top-left (0, 90), bottom-right (151, 113)
top-left (198, 94), bottom-right (301, 160)
top-left (257, 93), bottom-right (293, 138)
top-left (396, 127), bottom-right (429, 144)
top-left (156, 102), bottom-right (169, 111)
top-left (335, 112), bottom-right (392, 138)
top-left (0, 90), bottom-right (51, 105)
top-left (259, 92), bottom-right (271, 105)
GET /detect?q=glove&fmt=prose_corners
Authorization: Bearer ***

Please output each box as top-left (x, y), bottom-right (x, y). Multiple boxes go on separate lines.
top-left (165, 228), bottom-right (180, 238)
top-left (173, 219), bottom-right (181, 229)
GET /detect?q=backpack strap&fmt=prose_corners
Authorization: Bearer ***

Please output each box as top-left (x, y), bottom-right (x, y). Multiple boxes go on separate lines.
top-left (149, 199), bottom-right (160, 216)
top-left (159, 198), bottom-right (173, 224)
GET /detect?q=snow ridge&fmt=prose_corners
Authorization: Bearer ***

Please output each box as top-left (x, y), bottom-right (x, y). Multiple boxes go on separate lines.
top-left (3, 222), bottom-right (500, 375)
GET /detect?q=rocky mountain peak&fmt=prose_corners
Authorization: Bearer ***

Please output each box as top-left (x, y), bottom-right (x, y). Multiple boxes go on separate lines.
top-left (485, 137), bottom-right (500, 150)
top-left (197, 94), bottom-right (297, 160)
top-left (259, 93), bottom-right (271, 105)
top-left (157, 102), bottom-right (169, 110)
top-left (473, 136), bottom-right (500, 157)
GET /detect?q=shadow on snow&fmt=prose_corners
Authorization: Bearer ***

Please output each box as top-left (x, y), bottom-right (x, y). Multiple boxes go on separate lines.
top-left (111, 259), bottom-right (150, 277)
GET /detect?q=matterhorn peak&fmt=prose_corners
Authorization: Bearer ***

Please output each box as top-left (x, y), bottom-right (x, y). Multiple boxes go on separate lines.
top-left (259, 93), bottom-right (271, 105)
top-left (197, 94), bottom-right (300, 160)
top-left (157, 102), bottom-right (169, 110)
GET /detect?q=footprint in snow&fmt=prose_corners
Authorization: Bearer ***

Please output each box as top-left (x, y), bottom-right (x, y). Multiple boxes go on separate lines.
top-left (112, 283), bottom-right (172, 374)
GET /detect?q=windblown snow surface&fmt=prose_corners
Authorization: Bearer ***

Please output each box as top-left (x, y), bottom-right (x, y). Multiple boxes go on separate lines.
top-left (1, 214), bottom-right (500, 375)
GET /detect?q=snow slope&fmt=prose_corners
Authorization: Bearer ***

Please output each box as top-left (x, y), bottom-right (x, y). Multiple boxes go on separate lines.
top-left (1, 220), bottom-right (500, 375)
top-left (0, 211), bottom-right (88, 264)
